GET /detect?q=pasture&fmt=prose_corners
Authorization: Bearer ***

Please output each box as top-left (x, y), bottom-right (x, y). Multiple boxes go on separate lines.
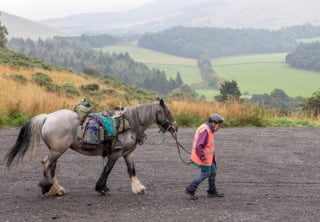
top-left (214, 53), bottom-right (320, 97)
top-left (103, 46), bottom-right (320, 98)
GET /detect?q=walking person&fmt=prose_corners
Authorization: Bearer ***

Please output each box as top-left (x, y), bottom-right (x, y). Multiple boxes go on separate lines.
top-left (185, 114), bottom-right (224, 200)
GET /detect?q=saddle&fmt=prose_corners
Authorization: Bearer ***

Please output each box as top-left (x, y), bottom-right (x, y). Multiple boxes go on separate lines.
top-left (76, 108), bottom-right (130, 148)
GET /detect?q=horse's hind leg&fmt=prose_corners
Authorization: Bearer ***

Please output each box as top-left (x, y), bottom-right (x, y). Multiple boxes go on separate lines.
top-left (38, 155), bottom-right (65, 196)
top-left (124, 152), bottom-right (146, 194)
top-left (38, 156), bottom-right (52, 194)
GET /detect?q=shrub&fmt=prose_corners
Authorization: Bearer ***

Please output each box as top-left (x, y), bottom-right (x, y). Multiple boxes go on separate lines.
top-left (32, 72), bottom-right (57, 91)
top-left (9, 73), bottom-right (27, 84)
top-left (60, 83), bottom-right (80, 97)
top-left (80, 83), bottom-right (100, 92)
top-left (301, 89), bottom-right (320, 117)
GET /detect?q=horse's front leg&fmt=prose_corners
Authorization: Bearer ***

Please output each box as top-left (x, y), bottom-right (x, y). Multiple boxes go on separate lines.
top-left (38, 156), bottom-right (65, 196)
top-left (95, 151), bottom-right (121, 195)
top-left (124, 152), bottom-right (146, 194)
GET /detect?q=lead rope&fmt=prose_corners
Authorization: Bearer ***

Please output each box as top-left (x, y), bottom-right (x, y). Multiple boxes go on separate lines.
top-left (170, 131), bottom-right (191, 164)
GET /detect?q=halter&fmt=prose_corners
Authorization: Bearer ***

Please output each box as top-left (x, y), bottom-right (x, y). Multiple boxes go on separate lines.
top-left (155, 103), bottom-right (176, 134)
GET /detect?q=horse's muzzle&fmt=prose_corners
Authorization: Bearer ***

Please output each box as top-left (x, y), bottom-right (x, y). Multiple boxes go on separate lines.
top-left (168, 122), bottom-right (178, 134)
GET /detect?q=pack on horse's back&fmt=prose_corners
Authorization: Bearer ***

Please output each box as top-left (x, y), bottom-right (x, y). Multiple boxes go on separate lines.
top-left (76, 106), bottom-right (131, 152)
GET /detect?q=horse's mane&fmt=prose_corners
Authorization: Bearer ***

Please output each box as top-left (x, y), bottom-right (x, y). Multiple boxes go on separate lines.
top-left (124, 102), bottom-right (159, 126)
top-left (124, 102), bottom-right (160, 143)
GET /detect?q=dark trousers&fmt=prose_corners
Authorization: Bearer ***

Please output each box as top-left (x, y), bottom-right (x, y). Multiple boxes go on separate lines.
top-left (186, 163), bottom-right (217, 194)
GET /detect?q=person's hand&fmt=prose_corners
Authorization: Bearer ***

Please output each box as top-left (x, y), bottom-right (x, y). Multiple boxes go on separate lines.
top-left (203, 159), bottom-right (208, 164)
top-left (213, 160), bottom-right (217, 169)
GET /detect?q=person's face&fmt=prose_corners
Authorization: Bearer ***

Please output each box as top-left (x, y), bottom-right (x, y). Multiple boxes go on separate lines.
top-left (211, 122), bottom-right (221, 131)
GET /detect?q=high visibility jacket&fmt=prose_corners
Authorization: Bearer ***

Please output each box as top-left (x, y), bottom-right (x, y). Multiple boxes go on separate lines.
top-left (191, 123), bottom-right (215, 166)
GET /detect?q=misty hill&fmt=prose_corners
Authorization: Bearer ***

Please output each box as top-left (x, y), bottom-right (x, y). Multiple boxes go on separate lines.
top-left (41, 0), bottom-right (320, 35)
top-left (0, 11), bottom-right (74, 40)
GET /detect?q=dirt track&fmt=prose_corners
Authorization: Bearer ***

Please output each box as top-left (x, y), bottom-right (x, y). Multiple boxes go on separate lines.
top-left (1, 127), bottom-right (320, 222)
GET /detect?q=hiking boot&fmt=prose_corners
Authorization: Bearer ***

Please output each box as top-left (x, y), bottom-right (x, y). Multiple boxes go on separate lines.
top-left (207, 191), bottom-right (224, 198)
top-left (185, 189), bottom-right (198, 200)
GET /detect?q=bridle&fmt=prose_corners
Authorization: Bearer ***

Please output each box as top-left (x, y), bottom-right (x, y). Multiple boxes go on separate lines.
top-left (155, 105), bottom-right (177, 134)
top-left (155, 103), bottom-right (189, 164)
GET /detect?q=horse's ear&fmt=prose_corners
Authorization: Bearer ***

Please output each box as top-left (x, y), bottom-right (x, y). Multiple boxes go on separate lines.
top-left (159, 98), bottom-right (165, 107)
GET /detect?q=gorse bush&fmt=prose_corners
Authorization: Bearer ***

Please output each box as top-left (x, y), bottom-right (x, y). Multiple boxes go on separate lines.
top-left (32, 72), bottom-right (57, 92)
top-left (9, 73), bottom-right (27, 84)
top-left (60, 83), bottom-right (80, 97)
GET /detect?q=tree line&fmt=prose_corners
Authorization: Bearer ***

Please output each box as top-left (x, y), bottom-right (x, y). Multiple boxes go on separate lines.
top-left (138, 25), bottom-right (320, 58)
top-left (6, 37), bottom-right (183, 95)
top-left (286, 41), bottom-right (320, 72)
top-left (197, 55), bottom-right (218, 89)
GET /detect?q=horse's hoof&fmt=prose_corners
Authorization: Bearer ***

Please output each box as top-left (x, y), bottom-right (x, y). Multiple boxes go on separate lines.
top-left (49, 187), bottom-right (65, 196)
top-left (38, 180), bottom-right (52, 195)
top-left (56, 189), bottom-right (66, 196)
top-left (96, 185), bottom-right (109, 195)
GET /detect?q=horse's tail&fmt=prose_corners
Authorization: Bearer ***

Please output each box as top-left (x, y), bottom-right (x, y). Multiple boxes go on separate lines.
top-left (5, 114), bottom-right (48, 167)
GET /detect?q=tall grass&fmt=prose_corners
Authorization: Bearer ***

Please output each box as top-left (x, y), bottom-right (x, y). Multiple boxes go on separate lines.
top-left (0, 64), bottom-right (319, 128)
top-left (168, 100), bottom-right (268, 127)
top-left (0, 64), bottom-right (144, 124)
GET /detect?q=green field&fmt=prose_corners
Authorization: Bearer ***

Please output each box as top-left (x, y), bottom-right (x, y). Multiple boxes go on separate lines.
top-left (103, 46), bottom-right (320, 98)
top-left (103, 45), bottom-right (196, 66)
top-left (214, 53), bottom-right (320, 97)
top-left (103, 45), bottom-right (202, 86)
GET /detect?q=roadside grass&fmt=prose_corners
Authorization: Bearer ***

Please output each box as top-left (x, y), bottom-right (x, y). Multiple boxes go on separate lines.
top-left (270, 117), bottom-right (320, 127)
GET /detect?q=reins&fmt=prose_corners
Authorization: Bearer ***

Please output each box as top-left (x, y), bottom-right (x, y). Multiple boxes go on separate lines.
top-left (170, 131), bottom-right (191, 164)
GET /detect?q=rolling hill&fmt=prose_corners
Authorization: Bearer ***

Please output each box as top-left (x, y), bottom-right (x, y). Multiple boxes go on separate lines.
top-left (0, 11), bottom-right (74, 40)
top-left (41, 0), bottom-right (320, 35)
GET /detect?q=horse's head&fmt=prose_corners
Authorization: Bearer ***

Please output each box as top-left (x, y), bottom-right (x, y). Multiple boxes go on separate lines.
top-left (155, 98), bottom-right (178, 134)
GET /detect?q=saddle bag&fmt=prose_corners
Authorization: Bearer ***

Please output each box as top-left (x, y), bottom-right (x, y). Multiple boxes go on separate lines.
top-left (78, 113), bottom-right (104, 144)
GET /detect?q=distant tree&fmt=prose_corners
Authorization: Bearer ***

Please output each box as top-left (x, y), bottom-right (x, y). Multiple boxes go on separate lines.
top-left (301, 89), bottom-right (320, 117)
top-left (270, 89), bottom-right (290, 110)
top-left (250, 89), bottom-right (305, 112)
top-left (0, 13), bottom-right (9, 48)
top-left (251, 93), bottom-right (272, 107)
top-left (175, 72), bottom-right (183, 87)
top-left (169, 84), bottom-right (198, 99)
top-left (286, 42), bottom-right (320, 72)
top-left (216, 80), bottom-right (241, 101)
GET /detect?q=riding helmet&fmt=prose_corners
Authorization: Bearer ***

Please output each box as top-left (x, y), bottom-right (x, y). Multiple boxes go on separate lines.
top-left (208, 114), bottom-right (224, 124)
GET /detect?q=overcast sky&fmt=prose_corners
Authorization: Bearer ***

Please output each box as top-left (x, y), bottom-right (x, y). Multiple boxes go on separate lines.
top-left (1, 0), bottom-right (154, 21)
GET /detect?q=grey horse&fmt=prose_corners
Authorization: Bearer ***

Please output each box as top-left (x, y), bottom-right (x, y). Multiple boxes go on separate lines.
top-left (5, 99), bottom-right (177, 196)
